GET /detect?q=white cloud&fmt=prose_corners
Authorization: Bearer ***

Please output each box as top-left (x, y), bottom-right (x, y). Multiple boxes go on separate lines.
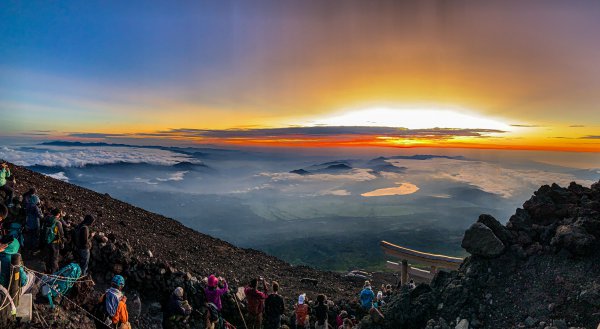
top-left (387, 158), bottom-right (596, 198)
top-left (259, 168), bottom-right (378, 182)
top-left (156, 171), bottom-right (188, 182)
top-left (320, 189), bottom-right (351, 196)
top-left (45, 172), bottom-right (69, 182)
top-left (0, 146), bottom-right (194, 167)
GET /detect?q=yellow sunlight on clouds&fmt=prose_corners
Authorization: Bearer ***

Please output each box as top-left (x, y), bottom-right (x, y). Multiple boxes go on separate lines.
top-left (304, 107), bottom-right (512, 131)
top-left (361, 182), bottom-right (420, 197)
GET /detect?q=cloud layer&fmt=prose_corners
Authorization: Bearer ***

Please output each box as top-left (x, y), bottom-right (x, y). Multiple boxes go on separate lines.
top-left (0, 146), bottom-right (194, 167)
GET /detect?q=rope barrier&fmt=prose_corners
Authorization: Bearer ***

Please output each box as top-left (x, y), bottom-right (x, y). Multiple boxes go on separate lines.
top-left (22, 266), bottom-right (95, 283)
top-left (56, 289), bottom-right (113, 329)
top-left (26, 270), bottom-right (113, 329)
top-left (0, 286), bottom-right (17, 312)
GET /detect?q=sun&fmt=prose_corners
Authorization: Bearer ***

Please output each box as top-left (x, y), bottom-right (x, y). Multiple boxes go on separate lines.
top-left (303, 106), bottom-right (512, 131)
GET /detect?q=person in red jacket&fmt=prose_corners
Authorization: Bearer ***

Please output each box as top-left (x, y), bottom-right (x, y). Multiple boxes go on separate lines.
top-left (244, 277), bottom-right (269, 329)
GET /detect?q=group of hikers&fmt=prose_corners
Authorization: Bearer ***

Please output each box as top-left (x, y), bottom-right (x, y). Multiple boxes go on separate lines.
top-left (163, 276), bottom-right (391, 329)
top-left (0, 162), bottom-right (398, 329)
top-left (0, 163), bottom-right (123, 327)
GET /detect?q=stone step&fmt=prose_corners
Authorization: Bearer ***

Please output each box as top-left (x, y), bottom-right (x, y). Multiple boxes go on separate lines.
top-left (16, 293), bottom-right (32, 323)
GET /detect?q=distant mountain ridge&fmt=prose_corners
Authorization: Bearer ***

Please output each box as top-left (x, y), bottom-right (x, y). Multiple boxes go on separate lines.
top-left (40, 140), bottom-right (240, 157)
top-left (380, 154), bottom-right (466, 161)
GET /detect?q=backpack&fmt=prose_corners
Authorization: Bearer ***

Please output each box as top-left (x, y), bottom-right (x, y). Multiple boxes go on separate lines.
top-left (360, 289), bottom-right (374, 308)
top-left (207, 302), bottom-right (220, 322)
top-left (295, 304), bottom-right (309, 326)
top-left (41, 263), bottom-right (82, 308)
top-left (40, 216), bottom-right (58, 246)
top-left (72, 224), bottom-right (86, 249)
top-left (93, 293), bottom-right (112, 327)
top-left (265, 293), bottom-right (284, 317)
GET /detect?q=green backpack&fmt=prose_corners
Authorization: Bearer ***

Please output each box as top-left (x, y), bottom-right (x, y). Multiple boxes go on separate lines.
top-left (41, 217), bottom-right (58, 245)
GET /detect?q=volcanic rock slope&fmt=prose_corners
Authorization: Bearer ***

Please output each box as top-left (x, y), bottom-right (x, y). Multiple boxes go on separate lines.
top-left (6, 164), bottom-right (364, 328)
top-left (375, 180), bottom-right (600, 329)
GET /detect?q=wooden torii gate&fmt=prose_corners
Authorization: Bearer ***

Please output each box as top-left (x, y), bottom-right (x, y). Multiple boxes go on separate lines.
top-left (380, 240), bottom-right (464, 285)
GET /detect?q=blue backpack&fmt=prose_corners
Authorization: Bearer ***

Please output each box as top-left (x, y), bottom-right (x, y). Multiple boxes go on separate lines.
top-left (41, 263), bottom-right (82, 308)
top-left (41, 216), bottom-right (58, 245)
top-left (360, 288), bottom-right (374, 308)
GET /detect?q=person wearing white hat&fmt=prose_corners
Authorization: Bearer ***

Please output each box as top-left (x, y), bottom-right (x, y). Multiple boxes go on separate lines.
top-left (294, 293), bottom-right (310, 329)
top-left (163, 287), bottom-right (192, 328)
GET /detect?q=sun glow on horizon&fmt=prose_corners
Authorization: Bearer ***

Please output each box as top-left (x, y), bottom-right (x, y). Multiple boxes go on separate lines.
top-left (303, 107), bottom-right (512, 131)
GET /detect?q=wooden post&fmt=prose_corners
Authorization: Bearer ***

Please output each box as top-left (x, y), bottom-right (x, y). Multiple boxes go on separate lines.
top-left (1, 253), bottom-right (21, 324)
top-left (400, 260), bottom-right (408, 286)
top-left (10, 253), bottom-right (22, 311)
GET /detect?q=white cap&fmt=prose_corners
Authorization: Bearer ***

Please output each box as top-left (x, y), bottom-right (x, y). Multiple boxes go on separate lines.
top-left (174, 287), bottom-right (184, 298)
top-left (298, 294), bottom-right (306, 304)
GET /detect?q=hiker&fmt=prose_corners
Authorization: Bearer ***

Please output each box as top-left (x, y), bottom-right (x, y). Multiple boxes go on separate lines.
top-left (244, 277), bottom-right (269, 329)
top-left (264, 281), bottom-right (285, 329)
top-left (408, 279), bottom-right (416, 290)
top-left (369, 303), bottom-right (385, 325)
top-left (41, 208), bottom-right (64, 274)
top-left (205, 274), bottom-right (229, 311)
top-left (25, 193), bottom-right (43, 251)
top-left (340, 318), bottom-right (353, 329)
top-left (163, 287), bottom-right (192, 329)
top-left (98, 275), bottom-right (130, 329)
top-left (327, 300), bottom-right (337, 328)
top-left (0, 204), bottom-right (7, 231)
top-left (359, 281), bottom-right (375, 311)
top-left (0, 162), bottom-right (14, 206)
top-left (5, 196), bottom-right (26, 245)
top-left (336, 310), bottom-right (348, 328)
top-left (0, 234), bottom-right (20, 288)
top-left (22, 188), bottom-right (36, 208)
top-left (41, 263), bottom-right (82, 308)
top-left (314, 294), bottom-right (329, 329)
top-left (74, 214), bottom-right (95, 275)
top-left (294, 293), bottom-right (310, 329)
top-left (374, 291), bottom-right (385, 308)
top-left (383, 284), bottom-right (393, 300)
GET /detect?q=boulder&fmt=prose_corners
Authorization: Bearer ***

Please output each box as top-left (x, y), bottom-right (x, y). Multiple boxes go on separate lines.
top-left (579, 284), bottom-right (600, 307)
top-left (550, 225), bottom-right (596, 256)
top-left (462, 223), bottom-right (505, 258)
top-left (456, 319), bottom-right (469, 329)
top-left (477, 214), bottom-right (512, 244)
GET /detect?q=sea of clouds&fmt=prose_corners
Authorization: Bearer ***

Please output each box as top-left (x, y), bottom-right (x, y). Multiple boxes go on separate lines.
top-left (0, 145), bottom-right (194, 167)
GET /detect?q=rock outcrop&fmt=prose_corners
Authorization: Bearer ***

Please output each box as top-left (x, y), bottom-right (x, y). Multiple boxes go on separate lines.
top-left (461, 222), bottom-right (505, 257)
top-left (371, 180), bottom-right (600, 329)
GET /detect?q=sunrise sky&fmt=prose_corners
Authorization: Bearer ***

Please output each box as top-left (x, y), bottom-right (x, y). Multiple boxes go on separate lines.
top-left (1, 1), bottom-right (599, 152)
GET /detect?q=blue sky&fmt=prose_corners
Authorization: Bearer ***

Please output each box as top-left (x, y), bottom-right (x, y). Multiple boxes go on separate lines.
top-left (1, 1), bottom-right (599, 152)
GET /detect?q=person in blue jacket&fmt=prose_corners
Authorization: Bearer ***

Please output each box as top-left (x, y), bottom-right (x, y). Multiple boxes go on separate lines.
top-left (25, 194), bottom-right (44, 251)
top-left (359, 281), bottom-right (375, 311)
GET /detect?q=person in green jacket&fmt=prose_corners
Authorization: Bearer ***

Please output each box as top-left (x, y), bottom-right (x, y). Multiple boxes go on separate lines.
top-left (0, 163), bottom-right (14, 206)
top-left (0, 234), bottom-right (20, 288)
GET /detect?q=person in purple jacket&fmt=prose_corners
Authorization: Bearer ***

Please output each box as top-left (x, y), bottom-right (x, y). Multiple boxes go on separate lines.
top-left (204, 274), bottom-right (228, 311)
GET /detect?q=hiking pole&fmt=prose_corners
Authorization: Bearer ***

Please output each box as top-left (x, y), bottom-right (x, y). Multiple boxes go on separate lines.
top-left (233, 294), bottom-right (248, 329)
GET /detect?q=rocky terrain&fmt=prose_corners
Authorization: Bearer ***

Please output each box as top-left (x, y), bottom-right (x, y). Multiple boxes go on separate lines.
top-left (367, 180), bottom-right (600, 329)
top-left (3, 164), bottom-right (377, 328)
